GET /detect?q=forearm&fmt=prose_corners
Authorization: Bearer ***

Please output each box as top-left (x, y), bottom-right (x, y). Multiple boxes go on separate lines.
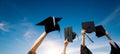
top-left (62, 45), bottom-right (68, 54)
top-left (29, 32), bottom-right (48, 53)
top-left (105, 32), bottom-right (118, 48)
top-left (106, 35), bottom-right (112, 40)
top-left (105, 31), bottom-right (112, 40)
top-left (81, 30), bottom-right (86, 46)
top-left (62, 39), bottom-right (69, 54)
top-left (81, 35), bottom-right (85, 46)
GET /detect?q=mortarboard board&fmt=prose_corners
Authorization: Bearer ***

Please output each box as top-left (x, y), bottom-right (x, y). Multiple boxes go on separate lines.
top-left (64, 27), bottom-right (76, 42)
top-left (82, 21), bottom-right (95, 33)
top-left (72, 32), bottom-right (76, 40)
top-left (36, 16), bottom-right (62, 33)
top-left (95, 25), bottom-right (105, 37)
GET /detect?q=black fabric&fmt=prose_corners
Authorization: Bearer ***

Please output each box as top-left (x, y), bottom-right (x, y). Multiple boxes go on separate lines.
top-left (72, 32), bottom-right (76, 40)
top-left (81, 45), bottom-right (92, 54)
top-left (95, 25), bottom-right (105, 37)
top-left (64, 27), bottom-right (73, 42)
top-left (110, 42), bottom-right (120, 54)
top-left (28, 51), bottom-right (36, 54)
top-left (82, 21), bottom-right (95, 33)
top-left (36, 16), bottom-right (62, 33)
top-left (44, 23), bottom-right (60, 33)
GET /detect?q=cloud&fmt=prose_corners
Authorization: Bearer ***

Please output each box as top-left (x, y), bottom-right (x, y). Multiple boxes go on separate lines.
top-left (67, 47), bottom-right (80, 54)
top-left (24, 29), bottom-right (38, 41)
top-left (94, 51), bottom-right (109, 54)
top-left (99, 7), bottom-right (120, 25)
top-left (14, 17), bottom-right (37, 41)
top-left (88, 43), bottom-right (109, 50)
top-left (0, 23), bottom-right (9, 32)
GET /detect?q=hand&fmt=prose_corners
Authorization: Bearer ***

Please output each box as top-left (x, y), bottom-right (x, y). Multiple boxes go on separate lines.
top-left (81, 29), bottom-right (86, 36)
top-left (64, 39), bottom-right (69, 46)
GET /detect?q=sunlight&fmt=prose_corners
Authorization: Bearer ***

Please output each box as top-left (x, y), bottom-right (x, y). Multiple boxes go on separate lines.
top-left (37, 40), bottom-right (62, 54)
top-left (45, 42), bottom-right (60, 54)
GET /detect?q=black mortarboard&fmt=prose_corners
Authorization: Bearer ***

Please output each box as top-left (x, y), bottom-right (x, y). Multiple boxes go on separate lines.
top-left (95, 25), bottom-right (105, 37)
top-left (64, 27), bottom-right (76, 42)
top-left (36, 16), bottom-right (62, 33)
top-left (82, 21), bottom-right (95, 33)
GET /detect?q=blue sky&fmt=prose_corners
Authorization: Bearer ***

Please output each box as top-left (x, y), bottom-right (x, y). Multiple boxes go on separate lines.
top-left (0, 0), bottom-right (120, 54)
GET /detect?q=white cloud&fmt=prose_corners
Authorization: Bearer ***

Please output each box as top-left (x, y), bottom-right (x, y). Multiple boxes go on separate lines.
top-left (67, 47), bottom-right (80, 54)
top-left (99, 7), bottom-right (120, 25)
top-left (88, 43), bottom-right (109, 50)
top-left (17, 17), bottom-right (38, 41)
top-left (24, 29), bottom-right (38, 41)
top-left (94, 51), bottom-right (109, 54)
top-left (0, 23), bottom-right (8, 32)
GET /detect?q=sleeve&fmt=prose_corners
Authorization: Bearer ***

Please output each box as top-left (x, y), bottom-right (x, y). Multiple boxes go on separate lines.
top-left (80, 45), bottom-right (92, 54)
top-left (28, 51), bottom-right (36, 54)
top-left (110, 42), bottom-right (120, 54)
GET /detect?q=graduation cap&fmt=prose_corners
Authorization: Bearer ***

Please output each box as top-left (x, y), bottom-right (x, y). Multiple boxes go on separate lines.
top-left (82, 21), bottom-right (95, 33)
top-left (64, 27), bottom-right (76, 42)
top-left (36, 16), bottom-right (62, 33)
top-left (95, 25), bottom-right (105, 37)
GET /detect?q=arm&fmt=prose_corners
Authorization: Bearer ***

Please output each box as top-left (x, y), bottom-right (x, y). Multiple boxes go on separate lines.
top-left (105, 31), bottom-right (118, 48)
top-left (81, 29), bottom-right (86, 46)
top-left (105, 31), bottom-right (112, 40)
top-left (28, 32), bottom-right (48, 54)
top-left (80, 29), bottom-right (93, 54)
top-left (62, 39), bottom-right (69, 54)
